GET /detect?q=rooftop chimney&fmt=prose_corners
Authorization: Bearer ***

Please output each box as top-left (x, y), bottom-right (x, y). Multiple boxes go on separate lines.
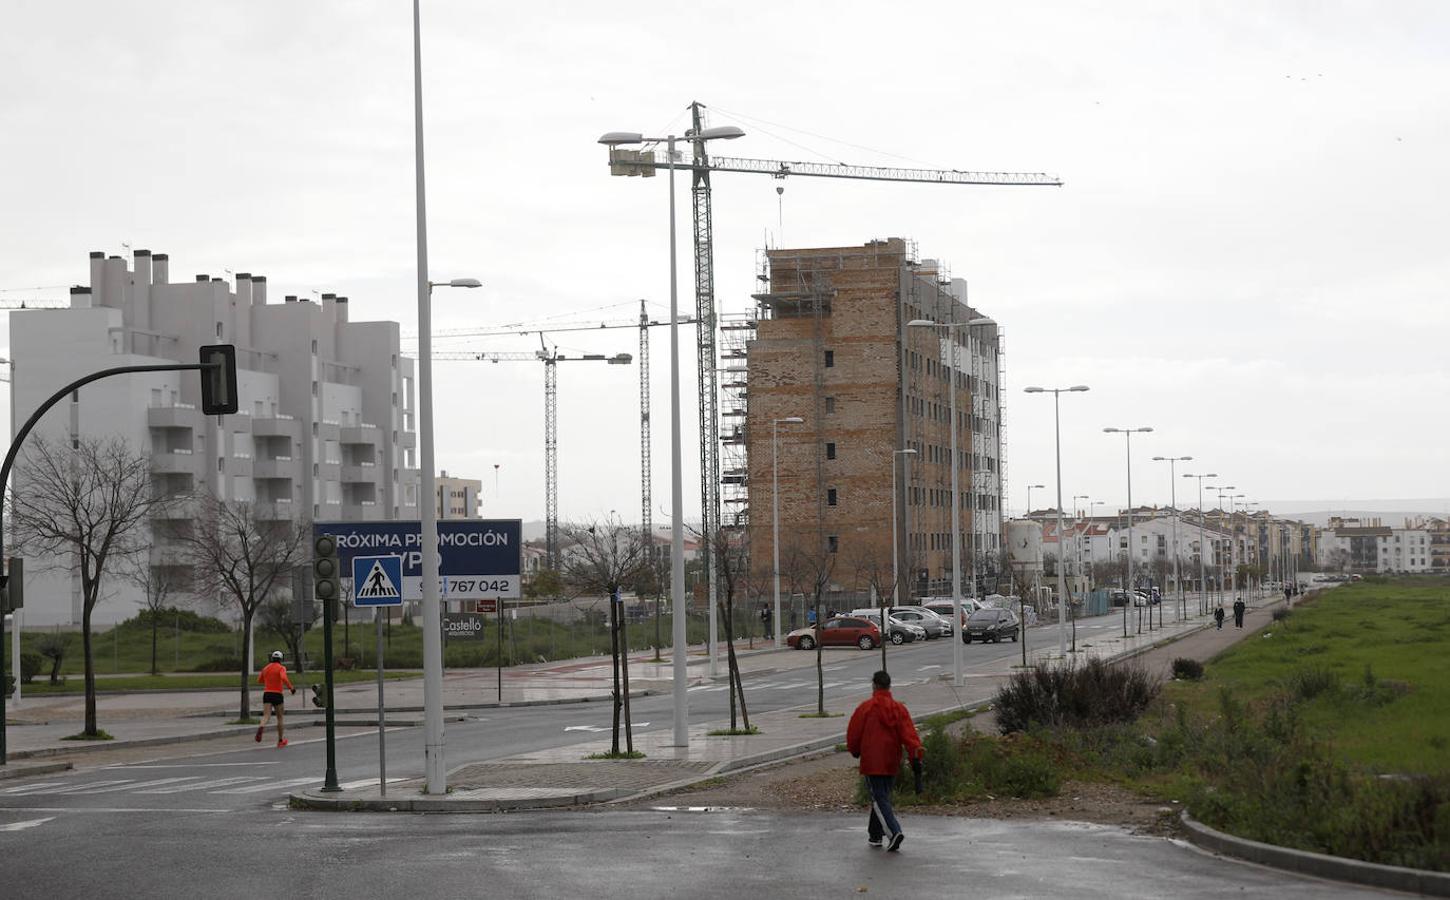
top-left (252, 274), bottom-right (266, 304)
top-left (152, 253), bottom-right (169, 284)
top-left (196, 274), bottom-right (209, 282)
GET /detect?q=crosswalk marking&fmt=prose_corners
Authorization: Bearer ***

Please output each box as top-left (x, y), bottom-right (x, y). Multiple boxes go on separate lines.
top-left (0, 817), bottom-right (54, 832)
top-left (137, 776), bottom-right (264, 794)
top-left (0, 783), bottom-right (62, 795)
top-left (213, 777), bottom-right (321, 795)
top-left (76, 777), bottom-right (200, 794)
top-left (45, 780), bottom-right (135, 795)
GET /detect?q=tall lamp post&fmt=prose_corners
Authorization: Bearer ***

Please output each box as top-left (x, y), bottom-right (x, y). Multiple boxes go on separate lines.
top-left (1104, 427), bottom-right (1152, 637)
top-left (1025, 484), bottom-right (1045, 517)
top-left (1182, 472), bottom-right (1217, 614)
top-left (1211, 485), bottom-right (1237, 608)
top-left (771, 416), bottom-right (804, 649)
top-left (908, 316), bottom-right (993, 686)
top-left (1151, 455), bottom-right (1192, 623)
top-left (888, 447), bottom-right (918, 674)
top-left (1023, 385), bottom-right (1089, 659)
top-left (1071, 492), bottom-right (1091, 601)
top-left (599, 123), bottom-right (744, 745)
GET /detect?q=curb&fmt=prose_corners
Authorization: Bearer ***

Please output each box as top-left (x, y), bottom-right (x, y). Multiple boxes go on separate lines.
top-left (289, 786), bottom-right (630, 813)
top-left (1179, 811), bottom-right (1450, 897)
top-left (293, 689), bottom-right (657, 717)
top-left (7, 726), bottom-right (257, 761)
top-left (0, 760), bottom-right (73, 780)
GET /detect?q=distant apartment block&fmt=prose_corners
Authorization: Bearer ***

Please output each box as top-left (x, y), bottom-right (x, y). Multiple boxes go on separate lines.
top-left (436, 470), bottom-right (482, 519)
top-left (8, 251), bottom-right (419, 626)
top-left (744, 238), bottom-right (1004, 601)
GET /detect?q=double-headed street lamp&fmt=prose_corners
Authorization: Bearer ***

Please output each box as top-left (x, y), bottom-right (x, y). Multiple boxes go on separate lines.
top-left (1104, 427), bottom-right (1152, 638)
top-left (1181, 471), bottom-right (1217, 614)
top-left (1151, 455), bottom-right (1192, 623)
top-left (599, 122), bottom-right (744, 745)
top-left (1025, 484), bottom-right (1046, 516)
top-left (1024, 384), bottom-right (1089, 659)
top-left (1209, 485), bottom-right (1237, 607)
top-left (907, 316), bottom-right (993, 686)
top-left (771, 416), bottom-right (804, 649)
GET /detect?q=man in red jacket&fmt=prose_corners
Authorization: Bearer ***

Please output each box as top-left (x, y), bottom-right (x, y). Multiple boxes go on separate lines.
top-left (846, 670), bottom-right (924, 852)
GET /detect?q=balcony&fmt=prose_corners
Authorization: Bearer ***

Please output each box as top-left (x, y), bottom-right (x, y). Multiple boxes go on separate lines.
top-left (253, 456), bottom-right (297, 480)
top-left (152, 449), bottom-right (201, 475)
top-left (343, 500), bottom-right (383, 522)
top-left (151, 498), bottom-right (197, 520)
top-left (226, 456), bottom-right (252, 479)
top-left (256, 498), bottom-right (295, 521)
top-left (149, 545), bottom-right (190, 568)
top-left (400, 431), bottom-right (416, 450)
top-left (251, 415), bottom-right (300, 438)
top-left (341, 462), bottom-right (378, 484)
top-left (147, 405), bottom-right (201, 431)
top-left (340, 423), bottom-right (382, 446)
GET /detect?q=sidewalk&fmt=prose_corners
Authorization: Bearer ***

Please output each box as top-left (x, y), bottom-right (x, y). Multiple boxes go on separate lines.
top-left (291, 593), bottom-right (1294, 813)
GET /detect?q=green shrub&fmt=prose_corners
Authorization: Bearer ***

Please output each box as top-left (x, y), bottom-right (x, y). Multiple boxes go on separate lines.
top-left (994, 658), bottom-right (1160, 733)
top-left (1271, 607), bottom-right (1291, 623)
top-left (1282, 666), bottom-right (1339, 701)
top-left (19, 652), bottom-right (43, 684)
top-left (1171, 657), bottom-right (1204, 680)
top-left (121, 607), bottom-right (231, 634)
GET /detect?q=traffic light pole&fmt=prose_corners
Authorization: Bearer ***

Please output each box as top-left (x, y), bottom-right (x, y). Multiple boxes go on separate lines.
top-left (0, 357), bottom-right (226, 767)
top-left (320, 588), bottom-right (340, 792)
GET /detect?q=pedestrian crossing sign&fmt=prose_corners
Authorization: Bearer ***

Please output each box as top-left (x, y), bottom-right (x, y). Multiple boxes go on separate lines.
top-left (352, 555), bottom-right (404, 607)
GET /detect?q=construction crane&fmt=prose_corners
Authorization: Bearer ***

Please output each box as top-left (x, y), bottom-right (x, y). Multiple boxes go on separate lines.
top-left (0, 299), bottom-right (68, 310)
top-left (602, 100), bottom-right (1063, 663)
top-left (428, 340), bottom-right (632, 569)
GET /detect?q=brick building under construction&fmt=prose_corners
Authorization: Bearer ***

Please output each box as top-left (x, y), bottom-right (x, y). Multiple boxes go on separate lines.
top-left (742, 238), bottom-right (1005, 609)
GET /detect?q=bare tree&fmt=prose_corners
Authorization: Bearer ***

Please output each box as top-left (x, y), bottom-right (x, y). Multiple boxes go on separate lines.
top-left (124, 555), bottom-right (183, 676)
top-left (784, 536), bottom-right (838, 716)
top-left (177, 491), bottom-right (307, 720)
top-left (560, 515), bottom-right (647, 755)
top-left (697, 526), bottom-right (753, 733)
top-left (259, 593), bottom-right (315, 673)
top-left (10, 434), bottom-right (169, 737)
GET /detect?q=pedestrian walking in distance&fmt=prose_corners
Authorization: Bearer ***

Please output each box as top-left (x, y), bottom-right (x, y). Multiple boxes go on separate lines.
top-left (256, 650), bottom-right (296, 748)
top-left (1214, 605), bottom-right (1225, 630)
top-left (847, 670), bottom-right (924, 853)
top-left (1232, 596), bottom-right (1246, 629)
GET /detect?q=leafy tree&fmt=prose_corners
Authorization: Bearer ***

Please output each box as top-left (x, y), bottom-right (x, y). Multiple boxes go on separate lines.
top-left (177, 491), bottom-right (307, 720)
top-left (524, 567), bottom-right (565, 601)
top-left (37, 633), bottom-right (68, 685)
top-left (124, 555), bottom-right (182, 676)
top-left (10, 435), bottom-right (169, 736)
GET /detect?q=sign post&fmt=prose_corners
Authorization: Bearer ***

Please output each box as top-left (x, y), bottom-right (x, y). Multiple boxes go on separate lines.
top-left (352, 554), bottom-right (403, 797)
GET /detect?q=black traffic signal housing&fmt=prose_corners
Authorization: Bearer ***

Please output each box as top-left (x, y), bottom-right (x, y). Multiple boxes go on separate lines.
top-left (1, 558), bottom-right (21, 612)
top-left (314, 534), bottom-right (340, 610)
top-left (199, 344), bottom-right (238, 415)
top-left (310, 682), bottom-right (327, 708)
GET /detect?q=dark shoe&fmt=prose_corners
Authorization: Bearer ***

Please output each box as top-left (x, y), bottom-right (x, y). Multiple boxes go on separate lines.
top-left (868, 838), bottom-right (883, 848)
top-left (254, 726), bottom-right (263, 743)
top-left (887, 833), bottom-right (904, 852)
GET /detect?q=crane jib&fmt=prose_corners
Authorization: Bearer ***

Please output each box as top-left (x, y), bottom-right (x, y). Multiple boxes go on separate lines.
top-left (611, 152), bottom-right (1062, 187)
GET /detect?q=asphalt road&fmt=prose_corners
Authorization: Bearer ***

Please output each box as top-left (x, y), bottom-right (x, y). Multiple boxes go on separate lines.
top-left (0, 806), bottom-right (1395, 899)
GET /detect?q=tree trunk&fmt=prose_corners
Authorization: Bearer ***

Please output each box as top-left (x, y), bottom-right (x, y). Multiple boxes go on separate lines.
top-left (619, 605), bottom-right (633, 754)
top-left (82, 605), bottom-right (98, 736)
top-left (721, 597), bottom-right (737, 731)
top-left (150, 615), bottom-right (159, 676)
top-left (814, 594), bottom-right (825, 715)
top-left (727, 633), bottom-right (749, 730)
top-left (238, 608), bottom-right (254, 720)
top-left (608, 595), bottom-right (621, 755)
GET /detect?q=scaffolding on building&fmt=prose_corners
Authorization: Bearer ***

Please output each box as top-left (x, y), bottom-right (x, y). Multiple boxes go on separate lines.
top-left (718, 312), bottom-right (755, 529)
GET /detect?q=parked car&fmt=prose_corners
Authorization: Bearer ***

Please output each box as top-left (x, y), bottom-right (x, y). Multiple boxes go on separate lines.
top-left (962, 608), bottom-right (1020, 643)
top-left (922, 598), bottom-right (982, 628)
top-left (786, 616), bottom-right (881, 651)
top-left (847, 609), bottom-right (924, 645)
top-left (887, 606), bottom-right (949, 639)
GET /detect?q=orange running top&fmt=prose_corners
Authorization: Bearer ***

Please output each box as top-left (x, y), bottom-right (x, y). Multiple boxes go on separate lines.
top-left (258, 661), bottom-right (293, 693)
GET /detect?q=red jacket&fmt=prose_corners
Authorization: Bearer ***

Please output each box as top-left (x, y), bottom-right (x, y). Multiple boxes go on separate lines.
top-left (846, 688), bottom-right (924, 776)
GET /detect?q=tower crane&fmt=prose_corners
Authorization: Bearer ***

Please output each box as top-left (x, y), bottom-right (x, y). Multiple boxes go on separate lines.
top-left (601, 100), bottom-right (1063, 663)
top-left (428, 340), bottom-right (632, 569)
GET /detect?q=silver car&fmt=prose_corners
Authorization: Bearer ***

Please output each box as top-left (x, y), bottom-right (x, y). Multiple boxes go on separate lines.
top-left (889, 606), bottom-right (948, 639)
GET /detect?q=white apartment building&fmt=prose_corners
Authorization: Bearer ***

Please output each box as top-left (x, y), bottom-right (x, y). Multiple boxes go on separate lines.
top-left (436, 470), bottom-right (482, 519)
top-left (1377, 528), bottom-right (1433, 573)
top-left (8, 250), bottom-right (420, 626)
top-left (1039, 510), bottom-right (1239, 589)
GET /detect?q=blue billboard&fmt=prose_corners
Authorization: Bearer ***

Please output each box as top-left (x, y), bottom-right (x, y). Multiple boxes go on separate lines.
top-left (314, 519), bottom-right (523, 600)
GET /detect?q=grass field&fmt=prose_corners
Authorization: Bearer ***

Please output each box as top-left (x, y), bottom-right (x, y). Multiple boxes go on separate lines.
top-left (1164, 577), bottom-right (1450, 774)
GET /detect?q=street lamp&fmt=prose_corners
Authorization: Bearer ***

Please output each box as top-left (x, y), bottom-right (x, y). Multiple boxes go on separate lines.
top-left (599, 122), bottom-right (744, 746)
top-left (771, 416), bottom-right (804, 650)
top-left (907, 316), bottom-right (993, 686)
top-left (1182, 472), bottom-right (1217, 614)
top-left (1025, 484), bottom-right (1046, 517)
top-left (888, 447), bottom-right (918, 674)
top-left (1024, 384), bottom-right (1089, 659)
top-left (1151, 455), bottom-right (1192, 623)
top-left (1210, 485), bottom-right (1237, 607)
top-left (1104, 427), bottom-right (1152, 637)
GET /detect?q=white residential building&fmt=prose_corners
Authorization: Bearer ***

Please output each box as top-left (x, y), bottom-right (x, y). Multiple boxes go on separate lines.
top-left (8, 250), bottom-right (419, 626)
top-left (435, 470), bottom-right (483, 519)
top-left (1038, 510), bottom-right (1240, 590)
top-left (1378, 528), bottom-right (1433, 573)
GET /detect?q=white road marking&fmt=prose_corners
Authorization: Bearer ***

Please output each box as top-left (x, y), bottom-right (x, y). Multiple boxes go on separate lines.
top-left (43, 780), bottom-right (135, 795)
top-left (336, 778), bottom-right (408, 790)
top-left (137, 776), bottom-right (265, 794)
top-left (73, 778), bottom-right (200, 794)
top-left (17, 807), bottom-right (228, 814)
top-left (213, 778), bottom-right (322, 795)
top-left (104, 763), bottom-right (280, 769)
top-left (0, 817), bottom-right (55, 832)
top-left (563, 725), bottom-right (607, 733)
top-left (0, 783), bottom-right (62, 795)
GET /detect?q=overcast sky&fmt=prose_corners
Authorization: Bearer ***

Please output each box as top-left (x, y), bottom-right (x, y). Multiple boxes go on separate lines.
top-left (3, 1), bottom-right (1447, 525)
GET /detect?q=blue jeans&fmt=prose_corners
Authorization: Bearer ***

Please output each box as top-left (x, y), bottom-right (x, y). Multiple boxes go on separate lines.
top-left (865, 775), bottom-right (902, 840)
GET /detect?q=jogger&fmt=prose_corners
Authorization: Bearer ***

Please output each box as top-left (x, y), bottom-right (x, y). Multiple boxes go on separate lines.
top-left (256, 650), bottom-right (296, 748)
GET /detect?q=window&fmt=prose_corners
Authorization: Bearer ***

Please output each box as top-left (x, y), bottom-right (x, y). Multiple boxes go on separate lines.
top-left (825, 396), bottom-right (835, 414)
top-left (824, 350), bottom-right (834, 368)
top-left (215, 322), bottom-right (223, 338)
top-left (827, 535), bottom-right (839, 553)
top-left (827, 488), bottom-right (838, 507)
top-left (311, 339), bottom-right (318, 354)
top-left (825, 442), bottom-right (836, 460)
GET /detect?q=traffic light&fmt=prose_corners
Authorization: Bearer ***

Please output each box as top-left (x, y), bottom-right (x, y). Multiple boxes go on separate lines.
top-left (199, 344), bottom-right (238, 415)
top-left (1, 558), bottom-right (21, 612)
top-left (314, 534), bottom-right (340, 609)
top-left (310, 682), bottom-right (327, 708)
